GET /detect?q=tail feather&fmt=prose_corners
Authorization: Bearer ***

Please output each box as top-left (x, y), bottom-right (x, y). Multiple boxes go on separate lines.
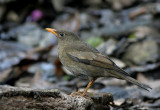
top-left (108, 70), bottom-right (152, 91)
top-left (122, 75), bottom-right (152, 91)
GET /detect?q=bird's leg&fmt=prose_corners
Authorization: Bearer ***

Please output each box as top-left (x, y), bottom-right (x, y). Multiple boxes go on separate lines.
top-left (82, 79), bottom-right (96, 96)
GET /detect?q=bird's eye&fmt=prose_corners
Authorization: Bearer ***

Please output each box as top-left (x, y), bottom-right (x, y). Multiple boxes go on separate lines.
top-left (59, 33), bottom-right (64, 37)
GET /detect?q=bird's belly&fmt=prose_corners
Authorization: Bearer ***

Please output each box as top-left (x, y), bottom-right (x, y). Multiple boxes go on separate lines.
top-left (64, 65), bottom-right (86, 77)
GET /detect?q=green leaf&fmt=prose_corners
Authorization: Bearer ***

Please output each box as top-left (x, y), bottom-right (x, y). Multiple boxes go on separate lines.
top-left (129, 34), bottom-right (136, 39)
top-left (64, 75), bottom-right (72, 81)
top-left (86, 37), bottom-right (104, 47)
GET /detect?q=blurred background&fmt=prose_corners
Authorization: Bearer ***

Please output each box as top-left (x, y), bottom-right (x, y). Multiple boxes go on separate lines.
top-left (0, 0), bottom-right (160, 109)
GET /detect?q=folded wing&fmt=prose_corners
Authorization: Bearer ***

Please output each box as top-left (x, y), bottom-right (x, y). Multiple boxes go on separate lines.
top-left (66, 51), bottom-right (130, 76)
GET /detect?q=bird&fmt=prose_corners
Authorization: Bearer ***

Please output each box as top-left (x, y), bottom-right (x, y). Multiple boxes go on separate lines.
top-left (46, 28), bottom-right (151, 96)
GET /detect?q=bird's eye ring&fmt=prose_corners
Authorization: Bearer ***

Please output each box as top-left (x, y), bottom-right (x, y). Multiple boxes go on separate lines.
top-left (59, 33), bottom-right (64, 37)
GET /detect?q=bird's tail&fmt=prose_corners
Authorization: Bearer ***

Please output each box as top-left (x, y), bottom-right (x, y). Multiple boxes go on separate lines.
top-left (121, 75), bottom-right (152, 91)
top-left (108, 70), bottom-right (152, 91)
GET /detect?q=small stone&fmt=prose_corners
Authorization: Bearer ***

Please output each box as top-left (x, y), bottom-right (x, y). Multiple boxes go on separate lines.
top-left (122, 39), bottom-right (159, 65)
top-left (114, 98), bottom-right (125, 106)
top-left (107, 0), bottom-right (137, 10)
top-left (7, 11), bottom-right (19, 22)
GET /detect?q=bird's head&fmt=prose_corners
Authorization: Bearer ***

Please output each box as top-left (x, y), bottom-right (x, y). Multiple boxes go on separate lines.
top-left (45, 28), bottom-right (79, 43)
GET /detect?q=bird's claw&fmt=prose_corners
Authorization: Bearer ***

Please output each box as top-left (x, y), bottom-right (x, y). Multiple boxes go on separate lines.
top-left (70, 91), bottom-right (93, 101)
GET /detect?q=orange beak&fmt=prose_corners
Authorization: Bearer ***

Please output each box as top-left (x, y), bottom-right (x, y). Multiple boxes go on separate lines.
top-left (45, 28), bottom-right (58, 36)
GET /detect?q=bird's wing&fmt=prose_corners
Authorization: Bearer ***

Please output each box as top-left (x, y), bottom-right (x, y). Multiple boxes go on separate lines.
top-left (66, 51), bottom-right (130, 76)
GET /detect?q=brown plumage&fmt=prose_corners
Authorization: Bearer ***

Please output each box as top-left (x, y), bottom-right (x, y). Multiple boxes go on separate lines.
top-left (46, 28), bottom-right (151, 96)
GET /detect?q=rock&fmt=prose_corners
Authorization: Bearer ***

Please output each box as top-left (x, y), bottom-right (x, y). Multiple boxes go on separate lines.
top-left (97, 38), bottom-right (117, 55)
top-left (114, 98), bottom-right (126, 106)
top-left (0, 85), bottom-right (113, 110)
top-left (122, 39), bottom-right (159, 65)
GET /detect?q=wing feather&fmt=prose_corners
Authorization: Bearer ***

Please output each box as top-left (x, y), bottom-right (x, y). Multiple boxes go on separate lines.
top-left (66, 51), bottom-right (130, 76)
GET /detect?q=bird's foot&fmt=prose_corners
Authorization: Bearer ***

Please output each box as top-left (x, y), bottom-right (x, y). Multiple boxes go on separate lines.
top-left (70, 91), bottom-right (93, 101)
top-left (70, 91), bottom-right (83, 96)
